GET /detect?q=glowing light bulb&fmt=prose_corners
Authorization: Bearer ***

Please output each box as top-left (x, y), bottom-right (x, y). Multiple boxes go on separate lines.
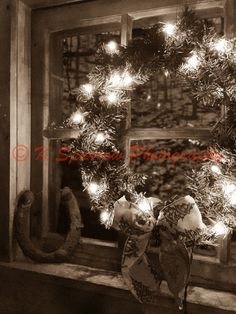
top-left (106, 40), bottom-right (118, 54)
top-left (163, 23), bottom-right (176, 36)
top-left (212, 221), bottom-right (228, 236)
top-left (221, 157), bottom-right (227, 164)
top-left (106, 92), bottom-right (118, 104)
top-left (164, 70), bottom-right (169, 77)
top-left (137, 198), bottom-right (151, 213)
top-left (108, 71), bottom-right (133, 88)
top-left (222, 181), bottom-right (236, 205)
top-left (82, 83), bottom-right (93, 96)
top-left (188, 139), bottom-right (200, 145)
top-left (212, 38), bottom-right (230, 53)
top-left (95, 132), bottom-right (106, 144)
top-left (88, 182), bottom-right (99, 194)
top-left (109, 73), bottom-right (122, 87)
top-left (100, 210), bottom-right (110, 225)
top-left (70, 110), bottom-right (84, 124)
top-left (211, 164), bottom-right (222, 175)
top-left (184, 54), bottom-right (201, 71)
top-left (123, 72), bottom-right (133, 87)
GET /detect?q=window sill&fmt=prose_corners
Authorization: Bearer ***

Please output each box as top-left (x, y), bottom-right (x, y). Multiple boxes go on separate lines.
top-left (0, 261), bottom-right (235, 313)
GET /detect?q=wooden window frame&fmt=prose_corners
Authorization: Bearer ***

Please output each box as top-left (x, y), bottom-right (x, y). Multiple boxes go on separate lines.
top-left (5, 0), bottom-right (236, 293)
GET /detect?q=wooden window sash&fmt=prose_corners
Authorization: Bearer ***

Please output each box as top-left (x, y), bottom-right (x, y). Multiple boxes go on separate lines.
top-left (42, 8), bottom-right (231, 264)
top-left (6, 0), bottom-right (230, 278)
top-left (43, 127), bottom-right (211, 141)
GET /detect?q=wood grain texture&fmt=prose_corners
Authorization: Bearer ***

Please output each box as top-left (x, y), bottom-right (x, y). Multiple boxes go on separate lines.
top-left (217, 231), bottom-right (232, 264)
top-left (31, 0), bottom-right (224, 35)
top-left (0, 262), bottom-right (236, 312)
top-left (224, 0), bottom-right (236, 38)
top-left (23, 0), bottom-right (224, 13)
top-left (43, 127), bottom-right (211, 141)
top-left (121, 14), bottom-right (133, 166)
top-left (0, 0), bottom-right (11, 260)
top-left (8, 0), bottom-right (31, 261)
top-left (126, 128), bottom-right (211, 140)
top-left (22, 0), bottom-right (92, 9)
top-left (43, 128), bottom-right (81, 139)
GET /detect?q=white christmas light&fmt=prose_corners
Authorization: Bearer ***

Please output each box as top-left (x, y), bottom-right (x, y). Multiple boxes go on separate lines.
top-left (106, 92), bottom-right (118, 104)
top-left (70, 110), bottom-right (84, 125)
top-left (88, 182), bottom-right (99, 194)
top-left (184, 54), bottom-right (201, 71)
top-left (123, 71), bottom-right (133, 87)
top-left (164, 69), bottom-right (169, 77)
top-left (82, 83), bottom-right (93, 96)
top-left (100, 210), bottom-right (110, 225)
top-left (109, 72), bottom-right (122, 87)
top-left (222, 181), bottom-right (236, 205)
top-left (108, 71), bottom-right (133, 88)
top-left (163, 23), bottom-right (176, 36)
top-left (221, 157), bottom-right (227, 164)
top-left (212, 221), bottom-right (228, 236)
top-left (211, 164), bottom-right (222, 175)
top-left (188, 139), bottom-right (200, 145)
top-left (137, 198), bottom-right (151, 213)
top-left (212, 38), bottom-right (230, 53)
top-left (106, 40), bottom-right (119, 54)
top-left (95, 132), bottom-right (106, 144)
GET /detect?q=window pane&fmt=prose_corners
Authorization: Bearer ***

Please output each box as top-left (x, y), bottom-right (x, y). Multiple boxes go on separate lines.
top-left (129, 138), bottom-right (209, 199)
top-left (61, 31), bottom-right (120, 123)
top-left (131, 70), bottom-right (222, 128)
top-left (58, 158), bottom-right (118, 241)
top-left (50, 30), bottom-right (120, 241)
top-left (131, 18), bottom-right (223, 128)
top-left (48, 139), bottom-right (118, 241)
top-left (129, 138), bottom-right (217, 256)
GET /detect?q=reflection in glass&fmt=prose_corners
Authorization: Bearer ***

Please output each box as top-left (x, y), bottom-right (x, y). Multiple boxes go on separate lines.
top-left (130, 139), bottom-right (209, 201)
top-left (131, 18), bottom-right (223, 128)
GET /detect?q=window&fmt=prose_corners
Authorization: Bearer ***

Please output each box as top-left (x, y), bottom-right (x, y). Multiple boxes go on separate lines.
top-left (8, 0), bottom-right (235, 292)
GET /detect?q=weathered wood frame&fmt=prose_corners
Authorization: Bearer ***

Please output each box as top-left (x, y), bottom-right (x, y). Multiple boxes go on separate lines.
top-left (4, 0), bottom-right (236, 292)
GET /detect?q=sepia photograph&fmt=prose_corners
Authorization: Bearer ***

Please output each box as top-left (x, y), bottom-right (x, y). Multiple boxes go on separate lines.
top-left (0, 0), bottom-right (236, 313)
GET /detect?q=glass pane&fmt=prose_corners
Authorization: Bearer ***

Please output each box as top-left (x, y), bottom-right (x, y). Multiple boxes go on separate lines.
top-left (61, 31), bottom-right (120, 123)
top-left (131, 18), bottom-right (223, 128)
top-left (130, 138), bottom-right (217, 256)
top-left (49, 139), bottom-right (118, 241)
top-left (131, 70), bottom-right (222, 128)
top-left (50, 30), bottom-right (120, 241)
top-left (130, 138), bottom-right (209, 199)
top-left (58, 158), bottom-right (117, 241)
